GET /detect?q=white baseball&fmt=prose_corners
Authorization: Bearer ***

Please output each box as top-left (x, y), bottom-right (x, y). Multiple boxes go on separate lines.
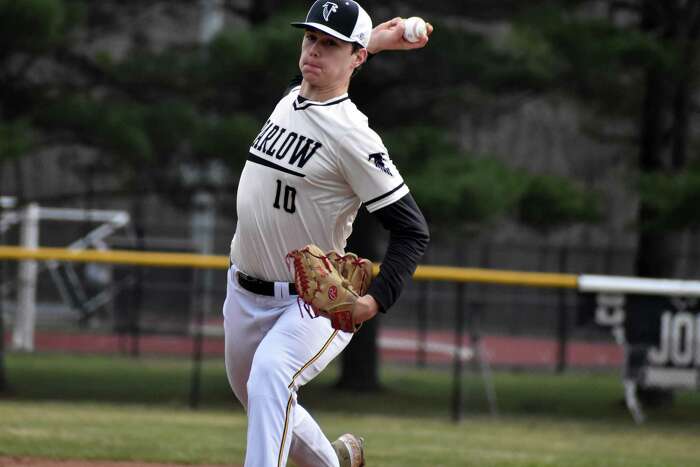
top-left (403, 17), bottom-right (427, 43)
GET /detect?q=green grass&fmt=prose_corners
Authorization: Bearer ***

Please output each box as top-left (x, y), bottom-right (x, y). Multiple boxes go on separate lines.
top-left (1, 353), bottom-right (700, 466)
top-left (0, 400), bottom-right (246, 464)
top-left (2, 400), bottom-right (700, 467)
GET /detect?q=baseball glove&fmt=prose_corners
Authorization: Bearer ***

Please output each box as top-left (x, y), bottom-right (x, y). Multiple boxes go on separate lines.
top-left (286, 244), bottom-right (373, 333)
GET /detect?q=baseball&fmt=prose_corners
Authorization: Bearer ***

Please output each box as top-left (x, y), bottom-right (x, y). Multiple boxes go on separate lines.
top-left (403, 16), bottom-right (427, 43)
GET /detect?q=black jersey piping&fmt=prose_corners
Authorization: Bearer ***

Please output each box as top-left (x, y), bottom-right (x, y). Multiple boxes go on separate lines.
top-left (293, 95), bottom-right (349, 111)
top-left (247, 153), bottom-right (306, 177)
top-left (365, 182), bottom-right (406, 208)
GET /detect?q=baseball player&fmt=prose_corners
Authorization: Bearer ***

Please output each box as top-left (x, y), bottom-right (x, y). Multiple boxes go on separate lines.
top-left (223, 2), bottom-right (432, 465)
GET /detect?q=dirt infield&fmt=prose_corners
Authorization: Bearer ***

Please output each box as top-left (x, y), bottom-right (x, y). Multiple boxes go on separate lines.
top-left (0, 458), bottom-right (238, 467)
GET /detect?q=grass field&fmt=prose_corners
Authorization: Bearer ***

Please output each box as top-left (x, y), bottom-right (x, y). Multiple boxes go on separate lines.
top-left (1, 353), bottom-right (700, 466)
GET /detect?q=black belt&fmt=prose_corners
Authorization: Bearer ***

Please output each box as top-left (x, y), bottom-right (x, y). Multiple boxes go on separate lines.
top-left (236, 271), bottom-right (297, 296)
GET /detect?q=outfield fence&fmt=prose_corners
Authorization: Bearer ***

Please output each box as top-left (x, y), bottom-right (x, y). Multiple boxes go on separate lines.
top-left (2, 246), bottom-right (700, 422)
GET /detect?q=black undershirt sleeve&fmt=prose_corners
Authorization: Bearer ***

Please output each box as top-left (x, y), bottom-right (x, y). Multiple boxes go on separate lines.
top-left (366, 192), bottom-right (430, 312)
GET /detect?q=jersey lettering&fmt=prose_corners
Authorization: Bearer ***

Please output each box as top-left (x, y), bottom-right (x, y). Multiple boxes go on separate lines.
top-left (251, 119), bottom-right (273, 150)
top-left (251, 119), bottom-right (323, 169)
top-left (289, 137), bottom-right (322, 168)
top-left (275, 132), bottom-right (298, 160)
top-left (259, 125), bottom-right (280, 153)
top-left (266, 128), bottom-right (287, 157)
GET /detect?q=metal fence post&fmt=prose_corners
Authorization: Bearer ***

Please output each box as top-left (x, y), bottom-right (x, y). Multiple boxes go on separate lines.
top-left (13, 203), bottom-right (39, 351)
top-left (469, 302), bottom-right (499, 416)
top-left (556, 247), bottom-right (569, 373)
top-left (0, 196), bottom-right (14, 392)
top-left (416, 249), bottom-right (432, 368)
top-left (0, 249), bottom-right (5, 392)
top-left (189, 191), bottom-right (216, 408)
top-left (417, 280), bottom-right (428, 368)
top-left (451, 282), bottom-right (465, 422)
top-left (130, 209), bottom-right (145, 358)
top-left (189, 268), bottom-right (206, 409)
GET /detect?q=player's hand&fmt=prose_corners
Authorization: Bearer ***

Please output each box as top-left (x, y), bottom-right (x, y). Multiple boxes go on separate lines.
top-left (352, 295), bottom-right (380, 326)
top-left (367, 17), bottom-right (433, 54)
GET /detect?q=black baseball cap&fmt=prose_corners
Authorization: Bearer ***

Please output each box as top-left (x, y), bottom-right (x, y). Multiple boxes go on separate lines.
top-left (292, 1), bottom-right (373, 48)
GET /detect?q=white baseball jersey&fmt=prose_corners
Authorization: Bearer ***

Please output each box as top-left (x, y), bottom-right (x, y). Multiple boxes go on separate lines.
top-left (230, 86), bottom-right (409, 282)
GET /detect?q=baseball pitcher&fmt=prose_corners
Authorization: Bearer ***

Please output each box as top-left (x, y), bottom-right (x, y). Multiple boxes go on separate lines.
top-left (223, 2), bottom-right (432, 465)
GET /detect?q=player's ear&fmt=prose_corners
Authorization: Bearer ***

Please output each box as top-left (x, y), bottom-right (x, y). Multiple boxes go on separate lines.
top-left (352, 47), bottom-right (368, 69)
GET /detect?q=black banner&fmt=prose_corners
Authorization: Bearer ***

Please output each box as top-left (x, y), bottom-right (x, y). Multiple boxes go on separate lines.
top-left (581, 293), bottom-right (700, 390)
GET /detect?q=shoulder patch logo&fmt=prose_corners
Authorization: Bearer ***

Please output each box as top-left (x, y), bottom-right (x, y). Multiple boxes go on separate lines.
top-left (368, 152), bottom-right (393, 176)
top-left (322, 2), bottom-right (339, 21)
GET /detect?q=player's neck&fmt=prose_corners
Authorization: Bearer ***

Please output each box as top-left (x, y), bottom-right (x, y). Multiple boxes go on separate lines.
top-left (299, 79), bottom-right (349, 102)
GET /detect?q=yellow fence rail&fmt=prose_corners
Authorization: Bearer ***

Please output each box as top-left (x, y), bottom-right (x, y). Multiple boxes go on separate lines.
top-left (0, 246), bottom-right (578, 288)
top-left (0, 246), bottom-right (229, 269)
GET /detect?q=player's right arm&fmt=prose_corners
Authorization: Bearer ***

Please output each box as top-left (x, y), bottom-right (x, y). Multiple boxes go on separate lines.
top-left (367, 17), bottom-right (433, 54)
top-left (284, 16), bottom-right (433, 95)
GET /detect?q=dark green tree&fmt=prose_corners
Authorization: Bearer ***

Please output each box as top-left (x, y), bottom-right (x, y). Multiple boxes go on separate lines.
top-left (503, 1), bottom-right (700, 278)
top-left (0, 0), bottom-right (609, 394)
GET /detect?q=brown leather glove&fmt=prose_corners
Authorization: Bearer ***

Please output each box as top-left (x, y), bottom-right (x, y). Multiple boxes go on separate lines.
top-left (287, 244), bottom-right (373, 332)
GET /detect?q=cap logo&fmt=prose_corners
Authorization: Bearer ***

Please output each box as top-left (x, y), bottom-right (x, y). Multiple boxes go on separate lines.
top-left (322, 2), bottom-right (338, 21)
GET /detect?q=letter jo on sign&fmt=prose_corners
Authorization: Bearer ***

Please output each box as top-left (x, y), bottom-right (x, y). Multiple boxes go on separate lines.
top-left (648, 311), bottom-right (700, 367)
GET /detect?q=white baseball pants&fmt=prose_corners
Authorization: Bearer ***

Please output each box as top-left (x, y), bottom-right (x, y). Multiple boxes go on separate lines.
top-left (223, 265), bottom-right (352, 467)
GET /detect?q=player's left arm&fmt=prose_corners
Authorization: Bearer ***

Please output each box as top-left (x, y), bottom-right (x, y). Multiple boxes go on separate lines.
top-left (354, 193), bottom-right (430, 325)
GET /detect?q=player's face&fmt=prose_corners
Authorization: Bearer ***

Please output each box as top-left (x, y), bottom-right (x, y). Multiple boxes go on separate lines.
top-left (299, 29), bottom-right (364, 89)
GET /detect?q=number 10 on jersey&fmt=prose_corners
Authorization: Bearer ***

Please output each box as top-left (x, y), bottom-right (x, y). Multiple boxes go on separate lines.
top-left (273, 179), bottom-right (296, 213)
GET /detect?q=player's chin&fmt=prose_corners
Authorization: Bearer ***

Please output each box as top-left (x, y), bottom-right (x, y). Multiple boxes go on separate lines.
top-left (301, 65), bottom-right (323, 79)
top-left (301, 73), bottom-right (326, 88)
